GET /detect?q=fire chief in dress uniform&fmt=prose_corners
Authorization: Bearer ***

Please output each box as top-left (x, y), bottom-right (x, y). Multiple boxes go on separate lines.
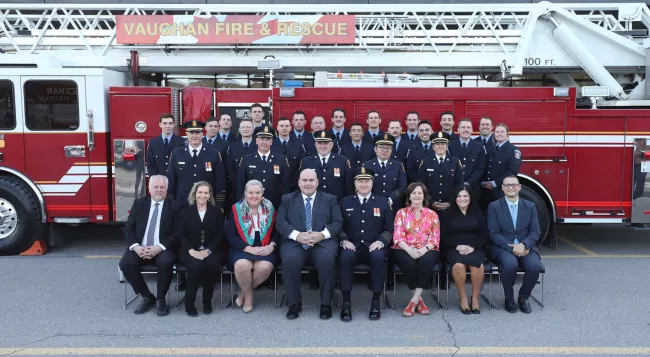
top-left (418, 132), bottom-right (465, 212)
top-left (236, 124), bottom-right (291, 209)
top-left (363, 134), bottom-right (407, 212)
top-left (338, 167), bottom-right (394, 322)
top-left (166, 120), bottom-right (226, 209)
top-left (299, 130), bottom-right (353, 202)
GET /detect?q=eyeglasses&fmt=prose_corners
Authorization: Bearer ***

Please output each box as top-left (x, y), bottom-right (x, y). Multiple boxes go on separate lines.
top-left (502, 184), bottom-right (521, 189)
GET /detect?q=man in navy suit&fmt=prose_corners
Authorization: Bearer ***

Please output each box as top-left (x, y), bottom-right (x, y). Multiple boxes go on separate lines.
top-left (473, 116), bottom-right (496, 151)
top-left (362, 110), bottom-right (385, 144)
top-left (440, 111), bottom-right (458, 142)
top-left (387, 120), bottom-right (411, 164)
top-left (449, 118), bottom-right (487, 200)
top-left (146, 113), bottom-right (185, 176)
top-left (276, 168), bottom-right (343, 320)
top-left (274, 117), bottom-right (307, 190)
top-left (217, 113), bottom-right (237, 143)
top-left (203, 117), bottom-right (228, 157)
top-left (402, 111), bottom-right (420, 143)
top-left (340, 123), bottom-right (375, 169)
top-left (119, 175), bottom-right (183, 316)
top-left (330, 108), bottom-right (351, 154)
top-left (487, 175), bottom-right (542, 314)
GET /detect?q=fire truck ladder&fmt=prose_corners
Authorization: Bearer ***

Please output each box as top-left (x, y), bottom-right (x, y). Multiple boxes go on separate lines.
top-left (1, 2), bottom-right (649, 98)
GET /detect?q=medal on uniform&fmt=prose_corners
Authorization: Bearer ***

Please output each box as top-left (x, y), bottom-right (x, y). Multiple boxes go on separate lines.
top-left (334, 167), bottom-right (340, 177)
top-left (374, 207), bottom-right (380, 217)
top-left (205, 162), bottom-right (212, 172)
top-left (274, 165), bottom-right (280, 174)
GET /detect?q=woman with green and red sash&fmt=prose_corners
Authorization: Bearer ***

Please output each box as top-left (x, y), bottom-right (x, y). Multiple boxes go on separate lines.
top-left (226, 179), bottom-right (279, 313)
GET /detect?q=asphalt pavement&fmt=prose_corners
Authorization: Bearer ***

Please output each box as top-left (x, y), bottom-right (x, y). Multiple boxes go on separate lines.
top-left (1, 223), bottom-right (650, 357)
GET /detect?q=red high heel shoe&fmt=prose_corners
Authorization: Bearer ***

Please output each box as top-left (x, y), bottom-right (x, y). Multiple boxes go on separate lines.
top-left (403, 301), bottom-right (417, 317)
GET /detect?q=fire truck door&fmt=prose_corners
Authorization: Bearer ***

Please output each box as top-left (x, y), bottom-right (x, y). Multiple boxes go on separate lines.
top-left (0, 76), bottom-right (25, 173)
top-left (21, 76), bottom-right (91, 220)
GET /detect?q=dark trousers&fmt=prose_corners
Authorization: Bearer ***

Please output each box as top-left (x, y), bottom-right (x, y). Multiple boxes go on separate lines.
top-left (392, 249), bottom-right (440, 290)
top-left (338, 246), bottom-right (386, 293)
top-left (480, 187), bottom-right (500, 212)
top-left (490, 247), bottom-right (541, 301)
top-left (183, 253), bottom-right (222, 307)
top-left (281, 245), bottom-right (336, 306)
top-left (119, 249), bottom-right (175, 300)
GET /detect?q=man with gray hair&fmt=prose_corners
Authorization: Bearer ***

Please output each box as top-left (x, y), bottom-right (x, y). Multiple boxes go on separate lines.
top-left (119, 175), bottom-right (184, 317)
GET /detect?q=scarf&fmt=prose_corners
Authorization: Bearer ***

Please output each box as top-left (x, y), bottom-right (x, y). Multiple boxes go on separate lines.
top-left (232, 197), bottom-right (275, 246)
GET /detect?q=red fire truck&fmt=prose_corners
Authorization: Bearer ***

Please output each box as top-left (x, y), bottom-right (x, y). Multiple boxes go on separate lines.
top-left (0, 2), bottom-right (649, 255)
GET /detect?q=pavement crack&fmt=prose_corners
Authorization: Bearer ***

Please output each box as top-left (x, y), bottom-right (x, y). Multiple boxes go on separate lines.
top-left (441, 309), bottom-right (460, 357)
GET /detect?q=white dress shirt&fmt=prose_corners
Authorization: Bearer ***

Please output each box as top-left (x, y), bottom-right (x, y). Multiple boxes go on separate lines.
top-left (289, 192), bottom-right (331, 240)
top-left (130, 199), bottom-right (166, 251)
top-left (318, 154), bottom-right (331, 165)
top-left (188, 143), bottom-right (202, 155)
top-left (358, 193), bottom-right (371, 205)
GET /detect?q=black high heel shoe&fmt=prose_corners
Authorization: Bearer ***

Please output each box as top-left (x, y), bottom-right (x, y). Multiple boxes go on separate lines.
top-left (470, 303), bottom-right (480, 314)
top-left (459, 299), bottom-right (471, 315)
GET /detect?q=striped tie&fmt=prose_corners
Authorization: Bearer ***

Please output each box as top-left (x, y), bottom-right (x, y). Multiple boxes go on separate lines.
top-left (303, 197), bottom-right (312, 250)
top-left (510, 203), bottom-right (519, 244)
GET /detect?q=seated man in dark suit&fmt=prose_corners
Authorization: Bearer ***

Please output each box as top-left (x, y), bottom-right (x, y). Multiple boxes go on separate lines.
top-left (487, 175), bottom-right (542, 314)
top-left (276, 168), bottom-right (343, 320)
top-left (119, 175), bottom-right (183, 316)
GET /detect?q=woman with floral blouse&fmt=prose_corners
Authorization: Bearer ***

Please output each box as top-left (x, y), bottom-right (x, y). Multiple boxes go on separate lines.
top-left (392, 182), bottom-right (441, 317)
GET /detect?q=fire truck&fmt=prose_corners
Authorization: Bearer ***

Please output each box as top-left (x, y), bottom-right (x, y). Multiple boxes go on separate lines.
top-left (1, 2), bottom-right (650, 255)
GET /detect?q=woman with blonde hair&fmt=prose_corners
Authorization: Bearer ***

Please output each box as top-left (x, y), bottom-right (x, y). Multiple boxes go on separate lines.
top-left (177, 181), bottom-right (224, 316)
top-left (226, 180), bottom-right (278, 312)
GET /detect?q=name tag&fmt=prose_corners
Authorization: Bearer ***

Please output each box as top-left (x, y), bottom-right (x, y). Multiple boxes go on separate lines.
top-left (427, 168), bottom-right (434, 172)
top-left (178, 162), bottom-right (185, 165)
top-left (249, 165), bottom-right (256, 168)
top-left (346, 208), bottom-right (354, 211)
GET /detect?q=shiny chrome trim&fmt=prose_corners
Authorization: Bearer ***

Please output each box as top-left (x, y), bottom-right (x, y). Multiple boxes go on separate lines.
top-left (0, 167), bottom-right (47, 223)
top-left (87, 110), bottom-right (95, 151)
top-left (53, 217), bottom-right (89, 223)
top-left (522, 158), bottom-right (568, 163)
top-left (562, 218), bottom-right (624, 223)
top-left (518, 173), bottom-right (557, 220)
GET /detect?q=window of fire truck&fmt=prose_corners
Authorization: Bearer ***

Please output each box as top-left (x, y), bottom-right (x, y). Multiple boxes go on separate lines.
top-left (24, 80), bottom-right (79, 131)
top-left (0, 80), bottom-right (15, 130)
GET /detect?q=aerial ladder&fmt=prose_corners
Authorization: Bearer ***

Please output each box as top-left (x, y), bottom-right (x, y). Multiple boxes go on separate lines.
top-left (1, 2), bottom-right (650, 101)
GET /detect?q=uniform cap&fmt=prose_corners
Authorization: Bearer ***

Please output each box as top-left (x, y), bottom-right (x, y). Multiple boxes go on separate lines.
top-left (254, 124), bottom-right (276, 138)
top-left (430, 131), bottom-right (450, 144)
top-left (182, 120), bottom-right (206, 132)
top-left (354, 166), bottom-right (375, 181)
top-left (374, 133), bottom-right (396, 146)
top-left (313, 130), bottom-right (334, 142)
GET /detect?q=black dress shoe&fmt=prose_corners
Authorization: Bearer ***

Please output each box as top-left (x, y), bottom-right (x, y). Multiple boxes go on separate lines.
top-left (177, 275), bottom-right (186, 292)
top-left (266, 278), bottom-right (275, 290)
top-left (186, 305), bottom-right (199, 317)
top-left (470, 304), bottom-right (480, 315)
top-left (368, 301), bottom-right (381, 321)
top-left (319, 304), bottom-right (332, 319)
top-left (134, 296), bottom-right (155, 315)
top-left (518, 297), bottom-right (532, 314)
top-left (340, 302), bottom-right (352, 322)
top-left (156, 300), bottom-right (169, 317)
top-left (203, 302), bottom-right (213, 315)
top-left (286, 304), bottom-right (301, 320)
top-left (505, 299), bottom-right (518, 313)
top-left (386, 280), bottom-right (395, 291)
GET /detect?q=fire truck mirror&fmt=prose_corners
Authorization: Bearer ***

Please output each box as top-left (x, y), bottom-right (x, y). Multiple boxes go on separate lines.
top-left (114, 139), bottom-right (146, 221)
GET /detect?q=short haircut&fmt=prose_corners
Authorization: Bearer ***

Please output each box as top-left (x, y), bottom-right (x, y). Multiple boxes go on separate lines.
top-left (187, 181), bottom-right (215, 206)
top-left (418, 120), bottom-right (433, 129)
top-left (239, 119), bottom-right (253, 127)
top-left (293, 110), bottom-right (306, 118)
top-left (368, 110), bottom-right (380, 117)
top-left (219, 113), bottom-right (232, 120)
top-left (350, 123), bottom-right (363, 130)
top-left (502, 175), bottom-right (520, 184)
top-left (277, 117), bottom-right (291, 124)
top-left (148, 175), bottom-right (168, 190)
top-left (458, 118), bottom-right (473, 126)
top-left (242, 179), bottom-right (264, 201)
top-left (159, 113), bottom-right (174, 123)
top-left (405, 182), bottom-right (429, 208)
top-left (480, 116), bottom-right (493, 125)
top-left (495, 123), bottom-right (510, 134)
top-left (206, 117), bottom-right (219, 124)
top-left (440, 111), bottom-right (454, 120)
top-left (312, 115), bottom-right (325, 120)
top-left (388, 119), bottom-right (402, 126)
top-left (332, 107), bottom-right (346, 117)
top-left (250, 103), bottom-right (263, 110)
top-left (407, 111), bottom-right (420, 118)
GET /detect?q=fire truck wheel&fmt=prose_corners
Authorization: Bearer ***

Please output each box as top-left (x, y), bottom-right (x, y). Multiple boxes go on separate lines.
top-left (0, 176), bottom-right (44, 255)
top-left (519, 185), bottom-right (551, 247)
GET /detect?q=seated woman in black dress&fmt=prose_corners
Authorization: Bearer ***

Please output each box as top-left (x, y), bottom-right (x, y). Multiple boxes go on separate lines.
top-left (177, 181), bottom-right (224, 316)
top-left (440, 185), bottom-right (488, 314)
top-left (226, 179), bottom-right (278, 313)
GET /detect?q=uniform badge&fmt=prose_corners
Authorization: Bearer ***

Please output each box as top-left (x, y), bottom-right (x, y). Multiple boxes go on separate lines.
top-left (514, 149), bottom-right (522, 159)
top-left (274, 165), bottom-right (280, 174)
top-left (334, 167), bottom-right (341, 177)
top-left (374, 207), bottom-right (381, 217)
top-left (205, 162), bottom-right (212, 171)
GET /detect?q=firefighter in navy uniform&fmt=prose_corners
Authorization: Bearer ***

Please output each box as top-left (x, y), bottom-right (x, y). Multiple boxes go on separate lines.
top-left (362, 134), bottom-right (407, 212)
top-left (146, 113), bottom-right (185, 176)
top-left (299, 130), bottom-right (353, 202)
top-left (340, 123), bottom-right (376, 169)
top-left (237, 124), bottom-right (291, 209)
top-left (338, 167), bottom-right (394, 322)
top-left (449, 118), bottom-right (487, 202)
top-left (166, 120), bottom-right (227, 210)
top-left (203, 116), bottom-right (229, 158)
top-left (272, 117), bottom-right (307, 192)
top-left (480, 123), bottom-right (522, 206)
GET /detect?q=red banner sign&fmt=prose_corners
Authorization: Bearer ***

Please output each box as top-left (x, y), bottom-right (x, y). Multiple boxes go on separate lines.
top-left (115, 15), bottom-right (356, 45)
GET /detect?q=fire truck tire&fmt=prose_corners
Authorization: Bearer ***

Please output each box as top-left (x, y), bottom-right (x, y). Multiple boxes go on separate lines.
top-left (519, 185), bottom-right (551, 247)
top-left (0, 176), bottom-right (45, 255)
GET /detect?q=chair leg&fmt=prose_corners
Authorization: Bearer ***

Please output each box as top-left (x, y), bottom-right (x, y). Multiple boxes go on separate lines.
top-left (124, 279), bottom-right (127, 309)
top-left (274, 270), bottom-right (278, 307)
top-left (530, 273), bottom-right (545, 308)
top-left (119, 268), bottom-right (125, 283)
top-left (392, 272), bottom-right (397, 310)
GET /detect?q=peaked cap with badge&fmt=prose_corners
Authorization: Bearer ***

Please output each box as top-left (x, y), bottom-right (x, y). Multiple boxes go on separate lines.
top-left (430, 131), bottom-right (451, 144)
top-left (182, 120), bottom-right (206, 132)
top-left (313, 130), bottom-right (335, 142)
top-left (254, 124), bottom-right (276, 139)
top-left (374, 133), bottom-right (395, 146)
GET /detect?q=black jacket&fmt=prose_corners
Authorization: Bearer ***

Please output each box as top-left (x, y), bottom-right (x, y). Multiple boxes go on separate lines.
top-left (176, 204), bottom-right (224, 256)
top-left (448, 138), bottom-right (487, 189)
top-left (124, 197), bottom-right (183, 249)
top-left (146, 134), bottom-right (185, 176)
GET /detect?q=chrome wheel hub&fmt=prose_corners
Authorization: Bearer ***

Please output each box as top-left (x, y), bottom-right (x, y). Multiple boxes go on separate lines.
top-left (0, 198), bottom-right (18, 240)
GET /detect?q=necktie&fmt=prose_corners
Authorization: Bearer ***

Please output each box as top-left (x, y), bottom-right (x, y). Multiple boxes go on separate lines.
top-left (209, 139), bottom-right (214, 146)
top-left (282, 141), bottom-right (287, 149)
top-left (510, 203), bottom-right (518, 237)
top-left (244, 142), bottom-right (249, 150)
top-left (336, 132), bottom-right (341, 141)
top-left (381, 161), bottom-right (386, 170)
top-left (483, 138), bottom-right (488, 146)
top-left (371, 133), bottom-right (376, 139)
top-left (411, 134), bottom-right (415, 140)
top-left (145, 203), bottom-right (160, 246)
top-left (303, 197), bottom-right (312, 249)
top-left (439, 158), bottom-right (444, 165)
top-left (355, 145), bottom-right (360, 154)
top-left (322, 157), bottom-right (327, 168)
top-left (298, 134), bottom-right (302, 140)
top-left (262, 155), bottom-right (267, 163)
top-left (462, 142), bottom-right (467, 150)
top-left (222, 134), bottom-right (227, 141)
top-left (192, 149), bottom-right (198, 159)
top-left (164, 138), bottom-right (169, 147)
top-left (361, 197), bottom-right (368, 208)
top-left (424, 144), bottom-right (429, 153)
